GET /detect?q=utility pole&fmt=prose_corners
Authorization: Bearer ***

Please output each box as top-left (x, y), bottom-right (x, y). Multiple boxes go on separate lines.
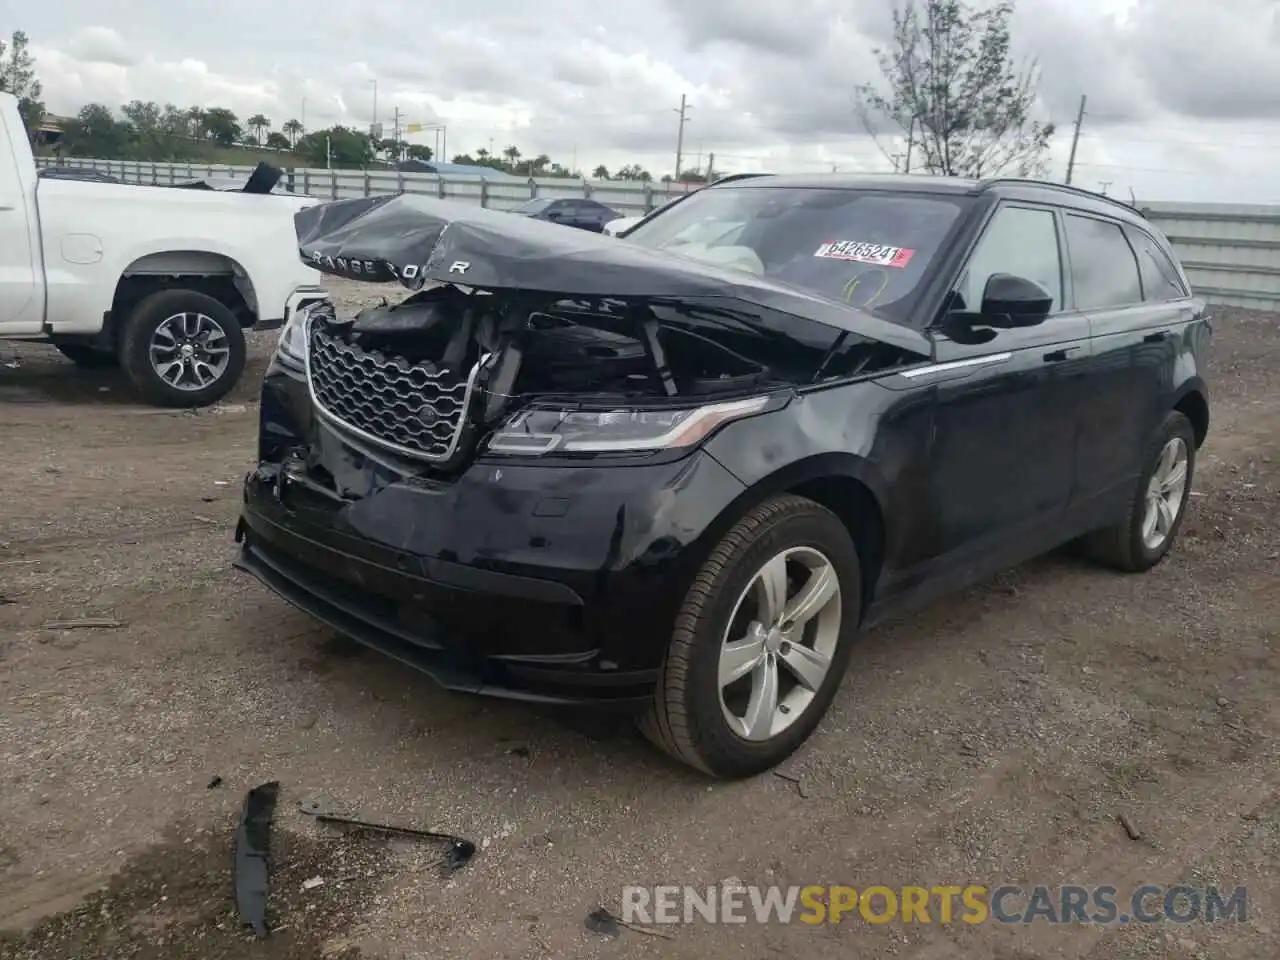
top-left (300, 97), bottom-right (307, 132)
top-left (904, 116), bottom-right (915, 174)
top-left (673, 94), bottom-right (691, 183)
top-left (1065, 94), bottom-right (1087, 185)
top-left (392, 107), bottom-right (402, 161)
top-left (707, 151), bottom-right (715, 182)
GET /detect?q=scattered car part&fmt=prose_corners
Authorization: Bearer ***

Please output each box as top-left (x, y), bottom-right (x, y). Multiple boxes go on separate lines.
top-left (171, 161), bottom-right (285, 194)
top-left (584, 908), bottom-right (621, 937)
top-left (233, 781), bottom-right (279, 939)
top-left (297, 799), bottom-right (476, 873)
top-left (37, 166), bottom-right (121, 183)
top-left (42, 618), bottom-right (126, 630)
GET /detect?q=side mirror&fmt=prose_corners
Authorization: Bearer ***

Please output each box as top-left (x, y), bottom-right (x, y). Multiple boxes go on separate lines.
top-left (980, 274), bottom-right (1053, 328)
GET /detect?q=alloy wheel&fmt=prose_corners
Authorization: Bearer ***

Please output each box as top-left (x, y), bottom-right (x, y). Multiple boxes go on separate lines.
top-left (718, 546), bottom-right (843, 742)
top-left (1142, 436), bottom-right (1190, 551)
top-left (148, 312), bottom-right (232, 392)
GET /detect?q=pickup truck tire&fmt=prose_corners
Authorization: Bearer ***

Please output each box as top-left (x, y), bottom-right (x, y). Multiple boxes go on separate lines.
top-left (119, 289), bottom-right (246, 408)
top-left (55, 344), bottom-right (119, 369)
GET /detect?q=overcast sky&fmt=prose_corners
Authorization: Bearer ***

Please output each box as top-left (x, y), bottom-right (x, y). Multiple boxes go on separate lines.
top-left (15, 0), bottom-right (1280, 203)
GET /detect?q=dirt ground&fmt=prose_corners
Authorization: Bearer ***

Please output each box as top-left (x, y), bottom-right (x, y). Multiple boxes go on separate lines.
top-left (0, 282), bottom-right (1276, 960)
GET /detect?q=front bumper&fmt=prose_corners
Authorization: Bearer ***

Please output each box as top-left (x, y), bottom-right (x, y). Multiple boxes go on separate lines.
top-left (234, 375), bottom-right (749, 704)
top-left (255, 286), bottom-right (331, 332)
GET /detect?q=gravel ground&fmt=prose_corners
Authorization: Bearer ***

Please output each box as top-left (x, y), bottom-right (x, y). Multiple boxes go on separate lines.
top-left (0, 284), bottom-right (1276, 959)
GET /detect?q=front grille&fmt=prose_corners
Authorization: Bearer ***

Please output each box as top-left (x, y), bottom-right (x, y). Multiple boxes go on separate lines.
top-left (305, 321), bottom-right (475, 461)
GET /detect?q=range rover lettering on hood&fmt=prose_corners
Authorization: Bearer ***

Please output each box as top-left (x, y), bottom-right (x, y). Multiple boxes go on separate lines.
top-left (308, 251), bottom-right (424, 283)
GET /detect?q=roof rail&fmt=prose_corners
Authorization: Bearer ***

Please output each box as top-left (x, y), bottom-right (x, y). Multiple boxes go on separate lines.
top-left (710, 172), bottom-right (773, 184)
top-left (980, 178), bottom-right (1147, 219)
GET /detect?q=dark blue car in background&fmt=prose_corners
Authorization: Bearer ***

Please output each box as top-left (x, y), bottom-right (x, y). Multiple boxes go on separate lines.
top-left (509, 196), bottom-right (621, 232)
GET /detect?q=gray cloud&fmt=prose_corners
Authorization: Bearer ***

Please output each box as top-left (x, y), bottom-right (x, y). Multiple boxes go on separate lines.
top-left (64, 26), bottom-right (135, 67)
top-left (14, 0), bottom-right (1280, 199)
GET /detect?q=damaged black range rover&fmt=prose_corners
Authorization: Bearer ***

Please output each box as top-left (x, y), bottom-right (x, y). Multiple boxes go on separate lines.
top-left (234, 175), bottom-right (1211, 778)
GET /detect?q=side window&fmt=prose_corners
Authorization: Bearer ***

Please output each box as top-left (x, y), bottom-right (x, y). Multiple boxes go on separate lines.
top-left (1129, 229), bottom-right (1189, 301)
top-left (957, 206), bottom-right (1063, 314)
top-left (1064, 215), bottom-right (1143, 310)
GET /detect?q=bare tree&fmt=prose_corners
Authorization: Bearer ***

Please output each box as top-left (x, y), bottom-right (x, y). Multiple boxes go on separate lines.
top-left (856, 0), bottom-right (1054, 178)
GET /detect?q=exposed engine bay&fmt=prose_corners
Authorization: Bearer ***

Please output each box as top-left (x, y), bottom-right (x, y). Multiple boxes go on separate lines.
top-left (300, 282), bottom-right (920, 473)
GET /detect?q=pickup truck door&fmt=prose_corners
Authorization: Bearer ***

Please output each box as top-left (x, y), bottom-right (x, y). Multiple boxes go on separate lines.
top-left (0, 109), bottom-right (43, 332)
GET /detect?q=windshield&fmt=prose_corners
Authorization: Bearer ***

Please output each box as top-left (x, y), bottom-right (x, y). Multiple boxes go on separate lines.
top-left (623, 186), bottom-right (971, 322)
top-left (512, 198), bottom-right (554, 215)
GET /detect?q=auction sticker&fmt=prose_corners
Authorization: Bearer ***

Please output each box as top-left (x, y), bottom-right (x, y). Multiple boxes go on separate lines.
top-left (814, 240), bottom-right (915, 268)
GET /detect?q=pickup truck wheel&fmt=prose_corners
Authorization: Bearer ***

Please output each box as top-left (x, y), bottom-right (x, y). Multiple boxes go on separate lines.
top-left (55, 343), bottom-right (119, 369)
top-left (119, 290), bottom-right (246, 408)
top-left (640, 494), bottom-right (861, 778)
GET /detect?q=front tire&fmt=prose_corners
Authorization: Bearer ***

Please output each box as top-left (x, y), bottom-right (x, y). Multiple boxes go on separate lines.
top-left (640, 494), bottom-right (861, 778)
top-left (1082, 410), bottom-right (1197, 572)
top-left (119, 289), bottom-right (246, 408)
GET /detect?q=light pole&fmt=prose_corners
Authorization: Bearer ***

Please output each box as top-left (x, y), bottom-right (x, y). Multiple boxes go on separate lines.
top-left (673, 94), bottom-right (691, 184)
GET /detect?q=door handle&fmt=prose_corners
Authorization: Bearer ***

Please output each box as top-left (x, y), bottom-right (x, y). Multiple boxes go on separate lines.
top-left (1043, 346), bottom-right (1082, 363)
top-left (1143, 331), bottom-right (1170, 344)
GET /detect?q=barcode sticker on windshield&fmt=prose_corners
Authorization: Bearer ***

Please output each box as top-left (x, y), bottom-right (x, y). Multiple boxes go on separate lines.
top-left (814, 241), bottom-right (915, 268)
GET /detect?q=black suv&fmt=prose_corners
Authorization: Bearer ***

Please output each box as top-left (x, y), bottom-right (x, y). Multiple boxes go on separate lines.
top-left (235, 175), bottom-right (1211, 778)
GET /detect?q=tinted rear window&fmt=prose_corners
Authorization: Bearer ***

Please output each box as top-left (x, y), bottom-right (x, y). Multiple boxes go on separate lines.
top-left (623, 186), bottom-right (970, 322)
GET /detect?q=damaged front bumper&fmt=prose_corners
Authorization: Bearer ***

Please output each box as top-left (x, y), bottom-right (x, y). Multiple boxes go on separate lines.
top-left (233, 373), bottom-right (749, 706)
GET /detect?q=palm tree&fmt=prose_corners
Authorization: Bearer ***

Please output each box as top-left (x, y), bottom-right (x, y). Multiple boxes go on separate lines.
top-left (247, 114), bottom-right (270, 145)
top-left (592, 164), bottom-right (610, 180)
top-left (282, 118), bottom-right (303, 147)
top-left (502, 144), bottom-right (521, 170)
top-left (186, 106), bottom-right (206, 139)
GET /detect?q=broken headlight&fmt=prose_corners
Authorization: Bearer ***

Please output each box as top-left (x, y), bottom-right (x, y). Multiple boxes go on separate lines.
top-left (275, 301), bottom-right (327, 370)
top-left (486, 395), bottom-right (772, 456)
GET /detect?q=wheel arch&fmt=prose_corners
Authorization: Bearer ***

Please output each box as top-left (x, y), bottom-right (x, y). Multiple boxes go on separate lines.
top-left (695, 453), bottom-right (889, 619)
top-left (103, 250), bottom-right (259, 349)
top-left (1170, 379), bottom-right (1209, 449)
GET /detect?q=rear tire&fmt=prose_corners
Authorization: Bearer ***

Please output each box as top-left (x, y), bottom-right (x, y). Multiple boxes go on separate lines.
top-left (640, 494), bottom-right (861, 778)
top-left (1081, 410), bottom-right (1196, 572)
top-left (119, 289), bottom-right (246, 408)
top-left (55, 343), bottom-right (118, 369)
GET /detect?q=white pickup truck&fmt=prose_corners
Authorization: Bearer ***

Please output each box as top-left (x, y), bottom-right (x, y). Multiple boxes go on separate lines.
top-left (0, 93), bottom-right (330, 407)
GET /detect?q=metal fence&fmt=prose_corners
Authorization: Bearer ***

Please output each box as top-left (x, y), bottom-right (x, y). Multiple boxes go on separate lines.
top-left (35, 158), bottom-right (1280, 309)
top-left (35, 156), bottom-right (681, 216)
top-left (1139, 201), bottom-right (1280, 311)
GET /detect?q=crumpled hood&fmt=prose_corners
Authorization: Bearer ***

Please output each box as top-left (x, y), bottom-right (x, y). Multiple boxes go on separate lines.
top-left (293, 193), bottom-right (931, 355)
